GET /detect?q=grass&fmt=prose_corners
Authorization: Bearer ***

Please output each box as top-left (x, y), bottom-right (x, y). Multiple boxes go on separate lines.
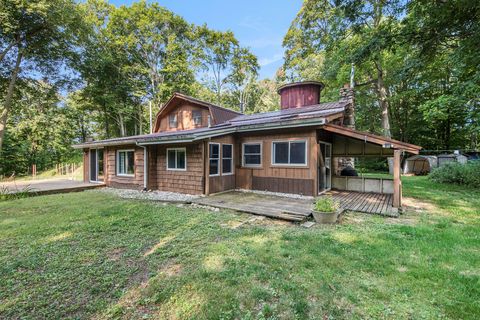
top-left (0, 177), bottom-right (479, 319)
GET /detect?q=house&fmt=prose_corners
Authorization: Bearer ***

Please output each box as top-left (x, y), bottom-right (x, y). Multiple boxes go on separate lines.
top-left (74, 81), bottom-right (421, 208)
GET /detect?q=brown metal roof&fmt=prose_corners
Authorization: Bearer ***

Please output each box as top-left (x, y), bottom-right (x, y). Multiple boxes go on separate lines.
top-left (74, 100), bottom-right (347, 149)
top-left (322, 124), bottom-right (422, 154)
top-left (228, 101), bottom-right (346, 125)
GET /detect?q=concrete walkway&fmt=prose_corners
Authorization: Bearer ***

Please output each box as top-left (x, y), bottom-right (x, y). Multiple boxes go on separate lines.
top-left (1, 178), bottom-right (104, 195)
top-left (193, 191), bottom-right (314, 222)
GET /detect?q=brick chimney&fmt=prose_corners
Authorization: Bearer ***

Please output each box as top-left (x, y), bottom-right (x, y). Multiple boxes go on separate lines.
top-left (340, 83), bottom-right (355, 129)
top-left (277, 81), bottom-right (325, 109)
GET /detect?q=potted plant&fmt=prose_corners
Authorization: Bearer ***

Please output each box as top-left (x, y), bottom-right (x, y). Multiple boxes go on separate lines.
top-left (312, 197), bottom-right (342, 223)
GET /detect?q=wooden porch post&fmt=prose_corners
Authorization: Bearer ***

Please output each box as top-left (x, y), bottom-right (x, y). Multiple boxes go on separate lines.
top-left (393, 149), bottom-right (402, 208)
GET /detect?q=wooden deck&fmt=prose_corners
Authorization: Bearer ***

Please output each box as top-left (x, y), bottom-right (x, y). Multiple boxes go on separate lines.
top-left (328, 190), bottom-right (398, 217)
top-left (193, 191), bottom-right (312, 222)
top-left (1, 179), bottom-right (105, 196)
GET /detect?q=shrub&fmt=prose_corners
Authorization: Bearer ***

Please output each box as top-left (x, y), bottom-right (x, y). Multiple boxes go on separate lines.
top-left (314, 197), bottom-right (339, 212)
top-left (429, 161), bottom-right (480, 187)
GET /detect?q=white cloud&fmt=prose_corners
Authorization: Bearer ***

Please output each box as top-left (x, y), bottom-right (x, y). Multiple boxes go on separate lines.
top-left (258, 53), bottom-right (284, 66)
top-left (238, 16), bottom-right (268, 32)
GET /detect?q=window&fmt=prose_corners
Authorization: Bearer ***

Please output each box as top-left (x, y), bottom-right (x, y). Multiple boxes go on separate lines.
top-left (117, 150), bottom-right (135, 176)
top-left (272, 140), bottom-right (307, 165)
top-left (169, 113), bottom-right (177, 128)
top-left (209, 143), bottom-right (220, 176)
top-left (222, 144), bottom-right (233, 174)
top-left (192, 110), bottom-right (202, 125)
top-left (242, 143), bottom-right (262, 167)
top-left (167, 148), bottom-right (186, 170)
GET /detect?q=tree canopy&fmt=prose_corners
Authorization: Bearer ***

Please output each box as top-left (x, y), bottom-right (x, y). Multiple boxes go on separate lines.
top-left (0, 0), bottom-right (478, 176)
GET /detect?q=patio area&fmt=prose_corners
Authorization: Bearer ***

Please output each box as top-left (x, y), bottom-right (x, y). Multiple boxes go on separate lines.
top-left (193, 190), bottom-right (399, 222)
top-left (1, 178), bottom-right (104, 195)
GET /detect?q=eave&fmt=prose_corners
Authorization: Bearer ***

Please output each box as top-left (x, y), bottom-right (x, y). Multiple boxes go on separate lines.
top-left (322, 123), bottom-right (422, 154)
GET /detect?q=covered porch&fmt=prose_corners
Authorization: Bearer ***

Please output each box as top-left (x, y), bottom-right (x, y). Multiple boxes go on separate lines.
top-left (317, 124), bottom-right (422, 210)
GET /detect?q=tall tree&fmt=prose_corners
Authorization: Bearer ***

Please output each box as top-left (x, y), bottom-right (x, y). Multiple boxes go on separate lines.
top-left (284, 0), bottom-right (407, 138)
top-left (196, 26), bottom-right (259, 107)
top-left (109, 0), bottom-right (195, 108)
top-left (0, 0), bottom-right (82, 151)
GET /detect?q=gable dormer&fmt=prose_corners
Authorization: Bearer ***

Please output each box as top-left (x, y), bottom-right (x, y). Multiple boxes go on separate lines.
top-left (153, 93), bottom-right (241, 133)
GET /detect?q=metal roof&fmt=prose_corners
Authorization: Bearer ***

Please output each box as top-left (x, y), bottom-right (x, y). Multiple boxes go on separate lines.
top-left (73, 100), bottom-right (346, 149)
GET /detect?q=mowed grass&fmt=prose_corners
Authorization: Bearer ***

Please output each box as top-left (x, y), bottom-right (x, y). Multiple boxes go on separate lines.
top-left (0, 177), bottom-right (479, 319)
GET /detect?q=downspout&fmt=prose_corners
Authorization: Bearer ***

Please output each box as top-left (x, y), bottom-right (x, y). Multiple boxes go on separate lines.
top-left (137, 143), bottom-right (148, 190)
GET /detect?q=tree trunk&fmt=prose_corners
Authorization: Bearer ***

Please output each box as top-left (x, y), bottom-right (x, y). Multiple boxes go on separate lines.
top-left (118, 113), bottom-right (126, 137)
top-left (0, 49), bottom-right (23, 152)
top-left (0, 41), bottom-right (16, 63)
top-left (374, 64), bottom-right (392, 138)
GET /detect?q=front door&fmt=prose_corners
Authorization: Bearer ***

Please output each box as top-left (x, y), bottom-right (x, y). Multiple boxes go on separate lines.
top-left (318, 142), bottom-right (332, 193)
top-left (89, 148), bottom-right (104, 182)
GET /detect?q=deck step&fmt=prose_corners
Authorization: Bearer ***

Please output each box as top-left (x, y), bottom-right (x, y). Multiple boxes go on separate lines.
top-left (192, 199), bottom-right (307, 222)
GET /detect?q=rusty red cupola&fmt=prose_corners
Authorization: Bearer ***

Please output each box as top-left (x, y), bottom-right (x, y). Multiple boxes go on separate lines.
top-left (277, 81), bottom-right (325, 110)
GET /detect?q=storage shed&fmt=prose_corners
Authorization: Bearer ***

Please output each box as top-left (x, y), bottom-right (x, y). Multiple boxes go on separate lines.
top-left (438, 153), bottom-right (468, 166)
top-left (403, 155), bottom-right (438, 175)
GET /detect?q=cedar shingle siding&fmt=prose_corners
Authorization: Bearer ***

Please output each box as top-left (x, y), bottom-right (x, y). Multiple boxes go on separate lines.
top-left (151, 143), bottom-right (204, 194)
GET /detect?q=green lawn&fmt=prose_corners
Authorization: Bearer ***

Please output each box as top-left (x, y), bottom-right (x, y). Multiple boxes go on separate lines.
top-left (0, 177), bottom-right (479, 319)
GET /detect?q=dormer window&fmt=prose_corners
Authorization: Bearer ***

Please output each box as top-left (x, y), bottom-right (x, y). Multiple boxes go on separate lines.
top-left (169, 113), bottom-right (177, 128)
top-left (192, 110), bottom-right (202, 126)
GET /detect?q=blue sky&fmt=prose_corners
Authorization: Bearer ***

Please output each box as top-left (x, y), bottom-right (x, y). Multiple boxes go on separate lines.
top-left (109, 0), bottom-right (303, 79)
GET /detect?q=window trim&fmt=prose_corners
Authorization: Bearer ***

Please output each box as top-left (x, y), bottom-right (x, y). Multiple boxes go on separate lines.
top-left (166, 147), bottom-right (187, 171)
top-left (221, 143), bottom-right (234, 175)
top-left (168, 113), bottom-right (178, 128)
top-left (242, 142), bottom-right (262, 168)
top-left (271, 139), bottom-right (308, 167)
top-left (116, 149), bottom-right (135, 177)
top-left (209, 143), bottom-right (221, 177)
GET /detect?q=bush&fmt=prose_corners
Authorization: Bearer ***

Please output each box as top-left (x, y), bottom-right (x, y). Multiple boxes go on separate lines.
top-left (314, 197), bottom-right (339, 212)
top-left (429, 161), bottom-right (480, 187)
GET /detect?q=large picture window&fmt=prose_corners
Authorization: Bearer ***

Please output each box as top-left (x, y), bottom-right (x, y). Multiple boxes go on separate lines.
top-left (117, 150), bottom-right (135, 176)
top-left (209, 143), bottom-right (220, 176)
top-left (167, 148), bottom-right (186, 170)
top-left (222, 144), bottom-right (233, 174)
top-left (272, 140), bottom-right (307, 165)
top-left (169, 113), bottom-right (178, 128)
top-left (242, 143), bottom-right (262, 167)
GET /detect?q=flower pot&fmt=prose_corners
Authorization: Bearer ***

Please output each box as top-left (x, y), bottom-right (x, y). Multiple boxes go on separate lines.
top-left (312, 209), bottom-right (341, 224)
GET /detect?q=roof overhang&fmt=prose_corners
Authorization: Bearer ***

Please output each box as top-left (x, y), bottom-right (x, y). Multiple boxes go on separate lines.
top-left (322, 123), bottom-right (422, 154)
top-left (73, 117), bottom-right (328, 149)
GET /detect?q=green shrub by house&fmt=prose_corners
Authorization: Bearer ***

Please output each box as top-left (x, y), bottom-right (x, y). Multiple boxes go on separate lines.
top-left (429, 161), bottom-right (480, 187)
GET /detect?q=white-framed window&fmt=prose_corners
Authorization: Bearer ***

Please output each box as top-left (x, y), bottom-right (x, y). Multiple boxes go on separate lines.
top-left (117, 149), bottom-right (135, 176)
top-left (222, 144), bottom-right (233, 175)
top-left (169, 113), bottom-right (178, 128)
top-left (242, 142), bottom-right (262, 167)
top-left (192, 110), bottom-right (202, 125)
top-left (209, 143), bottom-right (220, 176)
top-left (167, 148), bottom-right (186, 171)
top-left (272, 140), bottom-right (307, 165)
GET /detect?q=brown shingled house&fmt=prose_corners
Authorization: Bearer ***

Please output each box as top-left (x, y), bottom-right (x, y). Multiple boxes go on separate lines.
top-left (74, 81), bottom-right (421, 208)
